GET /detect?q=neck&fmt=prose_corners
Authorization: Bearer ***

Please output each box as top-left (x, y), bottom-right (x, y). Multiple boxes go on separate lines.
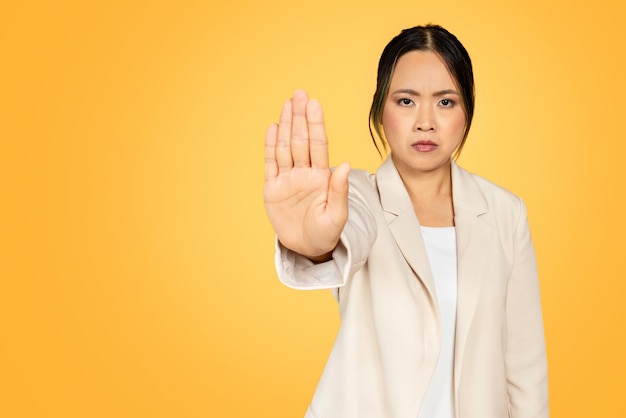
top-left (393, 158), bottom-right (453, 202)
top-left (392, 158), bottom-right (455, 227)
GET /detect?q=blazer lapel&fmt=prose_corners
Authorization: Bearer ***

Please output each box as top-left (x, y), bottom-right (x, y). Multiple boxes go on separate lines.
top-left (375, 157), bottom-right (438, 303)
top-left (376, 158), bottom-right (495, 415)
top-left (450, 160), bottom-right (494, 400)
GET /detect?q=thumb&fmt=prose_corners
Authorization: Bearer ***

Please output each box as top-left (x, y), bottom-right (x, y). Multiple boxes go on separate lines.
top-left (327, 162), bottom-right (350, 221)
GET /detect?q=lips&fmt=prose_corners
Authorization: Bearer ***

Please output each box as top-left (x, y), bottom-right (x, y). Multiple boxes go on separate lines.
top-left (412, 140), bottom-right (438, 152)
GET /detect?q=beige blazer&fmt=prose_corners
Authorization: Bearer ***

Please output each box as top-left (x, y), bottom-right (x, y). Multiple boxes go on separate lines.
top-left (276, 157), bottom-right (548, 418)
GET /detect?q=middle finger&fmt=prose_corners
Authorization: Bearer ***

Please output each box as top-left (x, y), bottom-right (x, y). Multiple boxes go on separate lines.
top-left (290, 89), bottom-right (311, 168)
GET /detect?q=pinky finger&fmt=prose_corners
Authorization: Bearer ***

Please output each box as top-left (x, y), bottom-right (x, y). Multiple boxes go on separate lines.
top-left (265, 124), bottom-right (279, 181)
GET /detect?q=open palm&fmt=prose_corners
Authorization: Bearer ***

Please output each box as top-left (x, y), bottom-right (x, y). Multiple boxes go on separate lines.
top-left (264, 90), bottom-right (350, 261)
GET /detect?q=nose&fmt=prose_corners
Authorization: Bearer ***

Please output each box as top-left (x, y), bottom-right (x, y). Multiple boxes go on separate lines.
top-left (414, 104), bottom-right (435, 132)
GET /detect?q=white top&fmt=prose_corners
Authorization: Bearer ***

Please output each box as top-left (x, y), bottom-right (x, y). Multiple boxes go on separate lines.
top-left (418, 226), bottom-right (457, 418)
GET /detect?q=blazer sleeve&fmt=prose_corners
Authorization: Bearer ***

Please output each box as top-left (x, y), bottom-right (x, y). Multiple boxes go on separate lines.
top-left (505, 198), bottom-right (549, 418)
top-left (274, 172), bottom-right (377, 290)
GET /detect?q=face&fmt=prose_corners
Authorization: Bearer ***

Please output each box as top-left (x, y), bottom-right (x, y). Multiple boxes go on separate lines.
top-left (382, 50), bottom-right (466, 177)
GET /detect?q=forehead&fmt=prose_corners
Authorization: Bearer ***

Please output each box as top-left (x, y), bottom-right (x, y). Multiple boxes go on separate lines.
top-left (390, 50), bottom-right (456, 89)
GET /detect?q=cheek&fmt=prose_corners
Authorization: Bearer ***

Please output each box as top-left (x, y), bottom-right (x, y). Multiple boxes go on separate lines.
top-left (381, 106), bottom-right (392, 127)
top-left (382, 120), bottom-right (397, 144)
top-left (381, 107), bottom-right (403, 138)
top-left (448, 111), bottom-right (466, 136)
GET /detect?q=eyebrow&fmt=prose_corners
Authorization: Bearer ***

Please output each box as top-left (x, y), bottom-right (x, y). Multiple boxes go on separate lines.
top-left (390, 88), bottom-right (460, 96)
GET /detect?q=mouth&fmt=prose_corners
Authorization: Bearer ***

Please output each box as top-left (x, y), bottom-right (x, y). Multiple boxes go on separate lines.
top-left (412, 140), bottom-right (438, 152)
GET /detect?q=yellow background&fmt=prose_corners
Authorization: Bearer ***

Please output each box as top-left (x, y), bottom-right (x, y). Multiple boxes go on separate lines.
top-left (1, 0), bottom-right (625, 416)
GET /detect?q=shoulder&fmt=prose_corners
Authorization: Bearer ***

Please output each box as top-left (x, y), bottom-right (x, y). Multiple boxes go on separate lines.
top-left (347, 167), bottom-right (376, 184)
top-left (471, 170), bottom-right (519, 202)
top-left (453, 162), bottom-right (526, 221)
top-left (346, 167), bottom-right (378, 198)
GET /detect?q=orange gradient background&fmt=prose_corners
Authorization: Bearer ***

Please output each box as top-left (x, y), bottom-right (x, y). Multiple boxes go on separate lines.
top-left (1, 1), bottom-right (625, 417)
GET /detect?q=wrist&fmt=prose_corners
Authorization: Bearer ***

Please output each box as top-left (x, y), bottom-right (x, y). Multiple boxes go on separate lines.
top-left (307, 251), bottom-right (333, 264)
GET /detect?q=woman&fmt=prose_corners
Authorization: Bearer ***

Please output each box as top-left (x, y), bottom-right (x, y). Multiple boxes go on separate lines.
top-left (264, 25), bottom-right (548, 418)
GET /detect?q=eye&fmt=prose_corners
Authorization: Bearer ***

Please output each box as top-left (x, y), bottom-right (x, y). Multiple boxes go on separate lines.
top-left (439, 98), bottom-right (455, 107)
top-left (397, 98), bottom-right (414, 106)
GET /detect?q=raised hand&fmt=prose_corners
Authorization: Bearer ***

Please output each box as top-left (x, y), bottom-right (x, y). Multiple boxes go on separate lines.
top-left (264, 90), bottom-right (350, 261)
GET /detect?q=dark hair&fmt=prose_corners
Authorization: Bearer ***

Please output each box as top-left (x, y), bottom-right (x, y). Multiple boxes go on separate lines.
top-left (369, 25), bottom-right (475, 159)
